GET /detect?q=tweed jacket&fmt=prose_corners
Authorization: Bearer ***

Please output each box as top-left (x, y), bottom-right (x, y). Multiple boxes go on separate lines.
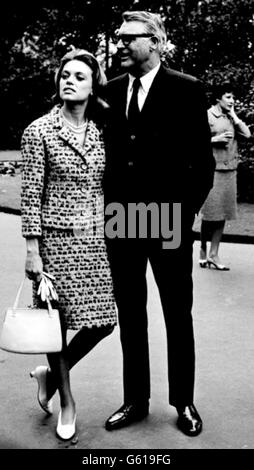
top-left (21, 105), bottom-right (106, 237)
top-left (103, 65), bottom-right (215, 217)
top-left (208, 105), bottom-right (251, 171)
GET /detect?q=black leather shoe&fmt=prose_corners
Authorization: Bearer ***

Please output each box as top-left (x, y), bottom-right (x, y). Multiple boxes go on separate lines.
top-left (176, 404), bottom-right (202, 436)
top-left (105, 403), bottom-right (149, 431)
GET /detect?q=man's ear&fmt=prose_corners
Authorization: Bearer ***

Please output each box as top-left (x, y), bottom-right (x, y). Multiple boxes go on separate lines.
top-left (150, 36), bottom-right (159, 51)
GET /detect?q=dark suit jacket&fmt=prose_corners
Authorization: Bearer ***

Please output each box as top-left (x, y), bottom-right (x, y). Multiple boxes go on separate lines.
top-left (103, 65), bottom-right (215, 218)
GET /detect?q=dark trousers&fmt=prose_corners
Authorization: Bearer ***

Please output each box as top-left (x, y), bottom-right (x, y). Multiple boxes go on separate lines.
top-left (106, 228), bottom-right (195, 408)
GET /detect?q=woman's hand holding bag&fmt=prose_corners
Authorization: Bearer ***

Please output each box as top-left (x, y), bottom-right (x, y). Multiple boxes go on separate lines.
top-left (0, 274), bottom-right (62, 354)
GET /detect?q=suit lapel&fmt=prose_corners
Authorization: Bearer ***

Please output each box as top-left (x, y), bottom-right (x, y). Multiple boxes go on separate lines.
top-left (58, 121), bottom-right (99, 163)
top-left (139, 66), bottom-right (170, 122)
top-left (110, 67), bottom-right (175, 126)
top-left (110, 74), bottom-right (129, 121)
top-left (51, 106), bottom-right (100, 166)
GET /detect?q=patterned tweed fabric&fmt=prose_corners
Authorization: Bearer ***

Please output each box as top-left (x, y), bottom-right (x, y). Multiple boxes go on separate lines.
top-left (33, 229), bottom-right (116, 330)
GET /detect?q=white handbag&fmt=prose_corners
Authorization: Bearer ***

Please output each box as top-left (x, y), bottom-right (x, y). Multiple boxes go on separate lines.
top-left (0, 277), bottom-right (62, 354)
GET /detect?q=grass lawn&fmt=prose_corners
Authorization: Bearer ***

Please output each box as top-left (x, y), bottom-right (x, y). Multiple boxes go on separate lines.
top-left (0, 150), bottom-right (21, 162)
top-left (0, 174), bottom-right (21, 211)
top-left (1, 173), bottom-right (254, 238)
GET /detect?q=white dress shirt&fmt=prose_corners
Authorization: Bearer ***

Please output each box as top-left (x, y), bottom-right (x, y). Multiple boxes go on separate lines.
top-left (126, 62), bottom-right (161, 116)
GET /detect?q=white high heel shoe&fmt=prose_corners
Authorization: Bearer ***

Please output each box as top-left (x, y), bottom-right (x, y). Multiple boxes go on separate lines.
top-left (199, 259), bottom-right (208, 268)
top-left (30, 365), bottom-right (53, 415)
top-left (56, 410), bottom-right (76, 440)
top-left (207, 257), bottom-right (230, 271)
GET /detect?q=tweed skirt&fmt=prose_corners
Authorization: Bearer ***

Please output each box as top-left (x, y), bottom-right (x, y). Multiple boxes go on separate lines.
top-left (201, 170), bottom-right (237, 221)
top-left (33, 228), bottom-right (117, 330)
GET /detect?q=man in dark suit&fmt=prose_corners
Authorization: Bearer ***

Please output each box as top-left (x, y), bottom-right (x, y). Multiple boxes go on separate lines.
top-left (103, 10), bottom-right (215, 436)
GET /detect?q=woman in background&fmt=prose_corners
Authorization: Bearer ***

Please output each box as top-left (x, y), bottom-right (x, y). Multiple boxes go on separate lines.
top-left (199, 82), bottom-right (251, 270)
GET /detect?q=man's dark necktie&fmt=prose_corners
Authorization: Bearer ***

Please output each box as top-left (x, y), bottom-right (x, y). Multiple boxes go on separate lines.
top-left (128, 78), bottom-right (141, 131)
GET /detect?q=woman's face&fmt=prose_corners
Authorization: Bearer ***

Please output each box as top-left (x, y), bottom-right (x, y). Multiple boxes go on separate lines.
top-left (217, 92), bottom-right (234, 113)
top-left (59, 59), bottom-right (93, 103)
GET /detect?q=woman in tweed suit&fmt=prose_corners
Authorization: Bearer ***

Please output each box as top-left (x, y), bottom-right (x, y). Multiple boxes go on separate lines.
top-left (21, 49), bottom-right (117, 440)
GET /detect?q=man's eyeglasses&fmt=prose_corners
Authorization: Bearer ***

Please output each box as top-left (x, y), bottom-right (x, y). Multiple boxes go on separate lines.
top-left (115, 33), bottom-right (154, 46)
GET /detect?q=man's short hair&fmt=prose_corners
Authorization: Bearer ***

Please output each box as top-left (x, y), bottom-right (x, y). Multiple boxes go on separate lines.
top-left (122, 10), bottom-right (167, 52)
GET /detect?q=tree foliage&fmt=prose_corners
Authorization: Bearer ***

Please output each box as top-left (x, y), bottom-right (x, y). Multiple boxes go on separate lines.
top-left (0, 0), bottom-right (254, 199)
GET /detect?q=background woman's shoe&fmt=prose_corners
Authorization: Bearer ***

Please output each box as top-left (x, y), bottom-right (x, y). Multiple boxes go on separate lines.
top-left (56, 410), bottom-right (76, 440)
top-left (199, 259), bottom-right (207, 268)
top-left (30, 365), bottom-right (53, 415)
top-left (207, 257), bottom-right (230, 271)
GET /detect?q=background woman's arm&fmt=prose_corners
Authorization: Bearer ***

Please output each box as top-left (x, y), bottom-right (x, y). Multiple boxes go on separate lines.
top-left (230, 107), bottom-right (251, 139)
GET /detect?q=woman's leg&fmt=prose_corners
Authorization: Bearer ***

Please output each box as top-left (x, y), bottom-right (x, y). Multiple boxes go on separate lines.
top-left (208, 220), bottom-right (226, 262)
top-left (200, 220), bottom-right (211, 260)
top-left (47, 328), bottom-right (75, 424)
top-left (67, 325), bottom-right (114, 370)
top-left (46, 325), bottom-right (114, 403)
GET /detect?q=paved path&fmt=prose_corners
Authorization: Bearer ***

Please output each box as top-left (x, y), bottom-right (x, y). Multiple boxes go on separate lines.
top-left (0, 213), bottom-right (254, 451)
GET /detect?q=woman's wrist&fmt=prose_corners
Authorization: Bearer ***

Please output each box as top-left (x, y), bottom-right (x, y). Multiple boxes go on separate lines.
top-left (27, 250), bottom-right (40, 256)
top-left (233, 117), bottom-right (241, 125)
top-left (230, 111), bottom-right (241, 125)
top-left (26, 238), bottom-right (39, 255)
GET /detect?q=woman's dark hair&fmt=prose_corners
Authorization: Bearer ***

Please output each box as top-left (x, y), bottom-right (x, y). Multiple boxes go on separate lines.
top-left (212, 81), bottom-right (235, 103)
top-left (54, 48), bottom-right (108, 124)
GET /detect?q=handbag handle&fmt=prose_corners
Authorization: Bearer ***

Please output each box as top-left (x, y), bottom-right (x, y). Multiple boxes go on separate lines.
top-left (13, 277), bottom-right (54, 316)
top-left (13, 278), bottom-right (27, 310)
